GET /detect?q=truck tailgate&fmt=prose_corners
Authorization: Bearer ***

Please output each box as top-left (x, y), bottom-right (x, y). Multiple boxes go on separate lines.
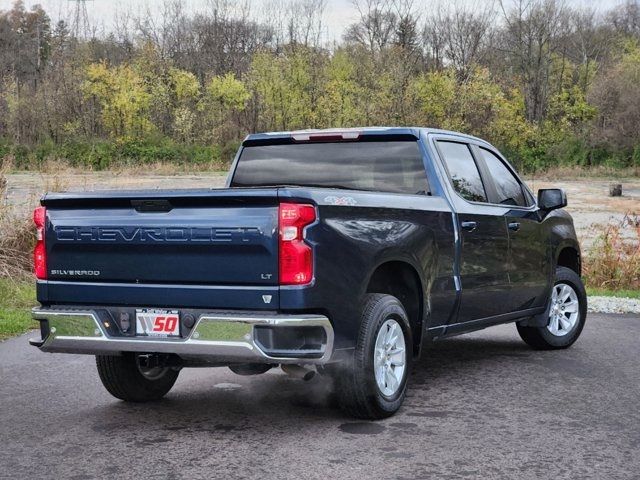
top-left (41, 189), bottom-right (279, 286)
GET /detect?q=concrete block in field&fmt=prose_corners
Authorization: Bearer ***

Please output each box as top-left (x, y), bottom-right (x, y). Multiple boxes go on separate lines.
top-left (609, 183), bottom-right (622, 197)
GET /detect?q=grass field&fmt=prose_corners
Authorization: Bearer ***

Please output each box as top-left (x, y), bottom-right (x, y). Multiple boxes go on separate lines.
top-left (586, 288), bottom-right (640, 299)
top-left (0, 279), bottom-right (36, 340)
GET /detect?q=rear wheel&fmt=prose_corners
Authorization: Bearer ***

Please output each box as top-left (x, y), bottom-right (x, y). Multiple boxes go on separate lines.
top-left (96, 353), bottom-right (180, 402)
top-left (517, 267), bottom-right (587, 350)
top-left (332, 294), bottom-right (412, 419)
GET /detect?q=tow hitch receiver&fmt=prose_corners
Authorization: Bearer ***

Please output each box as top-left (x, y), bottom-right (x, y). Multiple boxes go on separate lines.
top-left (137, 353), bottom-right (182, 369)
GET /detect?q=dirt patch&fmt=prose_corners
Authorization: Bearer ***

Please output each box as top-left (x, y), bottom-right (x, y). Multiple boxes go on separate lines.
top-left (528, 178), bottom-right (640, 249)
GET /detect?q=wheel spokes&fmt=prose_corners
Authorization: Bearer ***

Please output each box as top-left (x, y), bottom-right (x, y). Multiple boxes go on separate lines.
top-left (559, 315), bottom-right (571, 330)
top-left (564, 303), bottom-right (578, 313)
top-left (549, 316), bottom-right (559, 334)
top-left (388, 346), bottom-right (404, 357)
top-left (385, 368), bottom-right (398, 392)
top-left (376, 365), bottom-right (385, 387)
top-left (385, 322), bottom-right (398, 345)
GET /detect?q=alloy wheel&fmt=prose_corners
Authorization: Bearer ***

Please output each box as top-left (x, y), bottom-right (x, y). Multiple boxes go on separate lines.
top-left (374, 318), bottom-right (407, 396)
top-left (547, 283), bottom-right (580, 337)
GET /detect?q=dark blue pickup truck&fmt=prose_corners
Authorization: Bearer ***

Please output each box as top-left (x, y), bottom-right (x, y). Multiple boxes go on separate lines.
top-left (29, 128), bottom-right (586, 419)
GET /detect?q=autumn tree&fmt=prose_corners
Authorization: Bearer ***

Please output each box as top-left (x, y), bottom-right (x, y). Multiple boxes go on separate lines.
top-left (83, 62), bottom-right (153, 139)
top-left (589, 41), bottom-right (640, 153)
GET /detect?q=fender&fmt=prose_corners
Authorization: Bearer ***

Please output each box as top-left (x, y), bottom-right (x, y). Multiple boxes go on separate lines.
top-left (520, 215), bottom-right (581, 328)
top-left (554, 237), bottom-right (582, 270)
top-left (365, 247), bottom-right (435, 308)
top-left (363, 252), bottom-right (433, 357)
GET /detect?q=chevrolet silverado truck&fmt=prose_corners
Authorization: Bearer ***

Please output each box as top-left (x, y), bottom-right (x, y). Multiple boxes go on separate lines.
top-left (29, 128), bottom-right (586, 419)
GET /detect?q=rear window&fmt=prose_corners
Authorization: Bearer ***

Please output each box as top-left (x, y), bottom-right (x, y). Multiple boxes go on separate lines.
top-left (231, 141), bottom-right (429, 195)
top-left (436, 141), bottom-right (487, 203)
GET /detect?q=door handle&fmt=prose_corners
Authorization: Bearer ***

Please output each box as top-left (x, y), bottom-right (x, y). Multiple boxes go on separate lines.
top-left (508, 222), bottom-right (521, 232)
top-left (461, 221), bottom-right (478, 232)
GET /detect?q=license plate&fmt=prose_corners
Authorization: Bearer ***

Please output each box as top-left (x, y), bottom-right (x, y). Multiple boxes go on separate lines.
top-left (136, 309), bottom-right (180, 337)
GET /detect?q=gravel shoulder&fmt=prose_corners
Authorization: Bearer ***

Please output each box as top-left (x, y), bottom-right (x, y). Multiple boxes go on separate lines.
top-left (588, 296), bottom-right (640, 314)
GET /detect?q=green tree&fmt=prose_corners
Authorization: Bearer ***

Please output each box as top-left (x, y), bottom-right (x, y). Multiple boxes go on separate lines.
top-left (407, 69), bottom-right (463, 130)
top-left (83, 62), bottom-right (153, 139)
top-left (248, 47), bottom-right (326, 131)
top-left (203, 72), bottom-right (250, 142)
top-left (317, 50), bottom-right (361, 127)
top-left (170, 68), bottom-right (201, 142)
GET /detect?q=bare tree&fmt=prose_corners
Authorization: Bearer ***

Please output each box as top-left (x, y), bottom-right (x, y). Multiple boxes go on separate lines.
top-left (498, 0), bottom-right (567, 123)
top-left (422, 12), bottom-right (445, 70)
top-left (433, 1), bottom-right (495, 79)
top-left (392, 0), bottom-right (420, 51)
top-left (135, 0), bottom-right (189, 60)
top-left (606, 0), bottom-right (640, 38)
top-left (260, 0), bottom-right (288, 48)
top-left (287, 0), bottom-right (328, 48)
top-left (344, 0), bottom-right (398, 53)
top-left (568, 8), bottom-right (611, 94)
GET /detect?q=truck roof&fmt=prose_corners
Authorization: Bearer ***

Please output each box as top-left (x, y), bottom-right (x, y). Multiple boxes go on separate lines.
top-left (243, 127), bottom-right (491, 146)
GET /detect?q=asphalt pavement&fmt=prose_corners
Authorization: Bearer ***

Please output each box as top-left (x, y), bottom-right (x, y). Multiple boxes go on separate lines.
top-left (1, 313), bottom-right (638, 480)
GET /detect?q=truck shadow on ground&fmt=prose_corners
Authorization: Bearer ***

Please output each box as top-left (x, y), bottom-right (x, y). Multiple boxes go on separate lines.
top-left (89, 334), bottom-right (542, 431)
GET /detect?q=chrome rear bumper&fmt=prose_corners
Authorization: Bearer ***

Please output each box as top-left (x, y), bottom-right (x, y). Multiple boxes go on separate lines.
top-left (30, 309), bottom-right (334, 364)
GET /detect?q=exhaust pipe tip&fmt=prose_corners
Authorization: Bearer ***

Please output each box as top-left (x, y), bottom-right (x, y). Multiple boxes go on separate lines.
top-left (281, 364), bottom-right (316, 381)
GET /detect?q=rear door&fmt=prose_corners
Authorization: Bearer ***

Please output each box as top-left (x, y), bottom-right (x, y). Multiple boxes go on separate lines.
top-left (434, 140), bottom-right (511, 322)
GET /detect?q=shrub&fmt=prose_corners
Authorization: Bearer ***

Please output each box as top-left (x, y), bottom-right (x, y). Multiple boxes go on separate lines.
top-left (0, 160), bottom-right (34, 280)
top-left (583, 213), bottom-right (640, 290)
top-left (0, 137), bottom-right (234, 170)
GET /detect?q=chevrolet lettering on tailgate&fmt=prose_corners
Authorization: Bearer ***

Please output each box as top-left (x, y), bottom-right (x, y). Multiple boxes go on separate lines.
top-left (54, 226), bottom-right (264, 244)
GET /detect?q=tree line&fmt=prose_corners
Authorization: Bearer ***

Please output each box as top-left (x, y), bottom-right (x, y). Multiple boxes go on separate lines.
top-left (1, 0), bottom-right (640, 172)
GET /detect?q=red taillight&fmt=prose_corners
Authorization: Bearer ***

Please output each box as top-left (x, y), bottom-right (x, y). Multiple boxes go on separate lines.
top-left (33, 206), bottom-right (47, 280)
top-left (279, 203), bottom-right (316, 285)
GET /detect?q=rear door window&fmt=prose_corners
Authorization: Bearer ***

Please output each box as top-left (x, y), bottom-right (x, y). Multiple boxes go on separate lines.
top-left (436, 141), bottom-right (487, 203)
top-left (480, 148), bottom-right (528, 207)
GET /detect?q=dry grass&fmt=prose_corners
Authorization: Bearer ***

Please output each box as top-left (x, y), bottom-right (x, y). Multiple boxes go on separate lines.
top-left (583, 212), bottom-right (640, 290)
top-left (0, 160), bottom-right (34, 281)
top-left (42, 171), bottom-right (69, 193)
top-left (36, 158), bottom-right (225, 176)
top-left (530, 165), bottom-right (640, 181)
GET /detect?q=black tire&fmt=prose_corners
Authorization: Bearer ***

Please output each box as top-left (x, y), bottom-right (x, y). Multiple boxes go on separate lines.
top-left (332, 293), bottom-right (413, 419)
top-left (96, 353), bottom-right (180, 402)
top-left (517, 266), bottom-right (587, 350)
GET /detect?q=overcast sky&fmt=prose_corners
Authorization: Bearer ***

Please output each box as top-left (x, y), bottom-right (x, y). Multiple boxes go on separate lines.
top-left (0, 0), bottom-right (627, 43)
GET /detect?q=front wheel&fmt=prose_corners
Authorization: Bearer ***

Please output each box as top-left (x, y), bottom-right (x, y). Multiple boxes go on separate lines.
top-left (96, 353), bottom-right (180, 402)
top-left (332, 294), bottom-right (412, 419)
top-left (517, 266), bottom-right (587, 350)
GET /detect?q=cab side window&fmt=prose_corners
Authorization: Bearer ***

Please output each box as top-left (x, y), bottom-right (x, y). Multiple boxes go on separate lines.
top-left (480, 148), bottom-right (528, 207)
top-left (437, 141), bottom-right (487, 203)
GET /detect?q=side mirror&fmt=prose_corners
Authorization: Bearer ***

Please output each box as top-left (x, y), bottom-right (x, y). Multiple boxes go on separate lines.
top-left (538, 188), bottom-right (567, 212)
